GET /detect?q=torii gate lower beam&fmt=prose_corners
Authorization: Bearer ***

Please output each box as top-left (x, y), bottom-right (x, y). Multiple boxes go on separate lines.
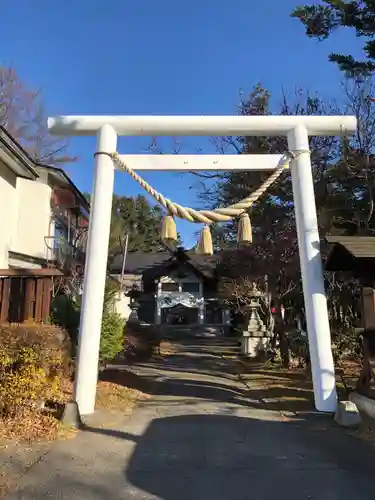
top-left (48, 115), bottom-right (357, 415)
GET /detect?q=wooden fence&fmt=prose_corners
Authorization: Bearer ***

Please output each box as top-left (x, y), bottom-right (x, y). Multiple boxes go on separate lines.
top-left (0, 269), bottom-right (63, 324)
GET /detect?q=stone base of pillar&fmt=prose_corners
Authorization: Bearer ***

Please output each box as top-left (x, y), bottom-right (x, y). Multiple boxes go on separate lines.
top-left (241, 336), bottom-right (271, 358)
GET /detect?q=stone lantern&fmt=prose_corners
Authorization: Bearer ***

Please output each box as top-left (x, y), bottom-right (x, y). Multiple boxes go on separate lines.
top-left (241, 283), bottom-right (271, 358)
top-left (127, 284), bottom-right (141, 325)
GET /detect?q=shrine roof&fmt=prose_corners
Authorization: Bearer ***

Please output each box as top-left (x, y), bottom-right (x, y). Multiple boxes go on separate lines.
top-left (325, 236), bottom-right (375, 259)
top-left (109, 248), bottom-right (218, 278)
top-left (324, 236), bottom-right (375, 278)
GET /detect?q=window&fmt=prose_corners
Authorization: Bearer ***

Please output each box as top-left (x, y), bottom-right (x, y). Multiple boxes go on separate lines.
top-left (49, 217), bottom-right (75, 262)
top-left (161, 282), bottom-right (179, 292)
top-left (182, 283), bottom-right (200, 293)
top-left (54, 221), bottom-right (69, 242)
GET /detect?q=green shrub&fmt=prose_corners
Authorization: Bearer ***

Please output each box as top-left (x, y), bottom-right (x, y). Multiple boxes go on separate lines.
top-left (286, 326), bottom-right (361, 368)
top-left (51, 278), bottom-right (124, 368)
top-left (288, 329), bottom-right (309, 366)
top-left (0, 323), bottom-right (71, 416)
top-left (331, 327), bottom-right (362, 364)
top-left (98, 278), bottom-right (124, 365)
top-left (99, 311), bottom-right (125, 365)
top-left (50, 294), bottom-right (81, 351)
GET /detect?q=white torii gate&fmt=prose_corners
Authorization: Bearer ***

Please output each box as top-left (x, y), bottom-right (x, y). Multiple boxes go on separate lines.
top-left (48, 115), bottom-right (357, 415)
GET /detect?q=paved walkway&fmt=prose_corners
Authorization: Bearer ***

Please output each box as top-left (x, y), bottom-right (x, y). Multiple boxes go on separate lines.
top-left (9, 343), bottom-right (375, 499)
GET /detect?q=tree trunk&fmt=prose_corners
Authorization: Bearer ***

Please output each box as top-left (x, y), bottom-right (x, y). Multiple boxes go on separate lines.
top-left (279, 330), bottom-right (290, 368)
top-left (356, 332), bottom-right (375, 398)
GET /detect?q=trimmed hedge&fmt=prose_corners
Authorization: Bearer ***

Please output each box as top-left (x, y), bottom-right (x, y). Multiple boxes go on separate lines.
top-left (0, 323), bottom-right (70, 416)
top-left (100, 311), bottom-right (125, 366)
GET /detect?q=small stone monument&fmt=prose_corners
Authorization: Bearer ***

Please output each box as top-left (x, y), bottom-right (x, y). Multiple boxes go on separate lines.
top-left (241, 283), bottom-right (271, 358)
top-left (127, 285), bottom-right (141, 325)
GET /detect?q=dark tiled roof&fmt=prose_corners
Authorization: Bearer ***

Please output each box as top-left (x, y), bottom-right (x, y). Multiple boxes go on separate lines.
top-left (324, 235), bottom-right (375, 277)
top-left (109, 248), bottom-right (219, 278)
top-left (110, 251), bottom-right (172, 274)
top-left (0, 126), bottom-right (38, 179)
top-left (185, 251), bottom-right (219, 274)
top-left (325, 236), bottom-right (375, 259)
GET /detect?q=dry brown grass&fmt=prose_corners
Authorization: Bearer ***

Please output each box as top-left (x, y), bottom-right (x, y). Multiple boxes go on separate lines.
top-left (236, 358), bottom-right (364, 414)
top-left (96, 381), bottom-right (148, 411)
top-left (159, 340), bottom-right (179, 357)
top-left (0, 410), bottom-right (76, 444)
top-left (335, 360), bottom-right (375, 446)
top-left (0, 375), bottom-right (77, 444)
top-left (0, 472), bottom-right (16, 500)
top-left (0, 371), bottom-right (148, 498)
top-left (0, 370), bottom-right (148, 445)
top-left (237, 357), bottom-right (375, 446)
top-left (61, 374), bottom-right (149, 414)
top-left (236, 358), bottom-right (315, 413)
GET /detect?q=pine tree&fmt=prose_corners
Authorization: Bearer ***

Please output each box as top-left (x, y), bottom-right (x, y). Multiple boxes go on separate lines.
top-left (291, 1), bottom-right (375, 76)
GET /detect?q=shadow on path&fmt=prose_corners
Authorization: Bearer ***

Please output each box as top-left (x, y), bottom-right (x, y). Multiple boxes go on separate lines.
top-left (82, 412), bottom-right (375, 500)
top-left (10, 343), bottom-right (375, 499)
top-left (103, 350), bottom-right (315, 413)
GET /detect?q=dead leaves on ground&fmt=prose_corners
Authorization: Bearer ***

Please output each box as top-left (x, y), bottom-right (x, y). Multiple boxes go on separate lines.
top-left (0, 373), bottom-right (148, 444)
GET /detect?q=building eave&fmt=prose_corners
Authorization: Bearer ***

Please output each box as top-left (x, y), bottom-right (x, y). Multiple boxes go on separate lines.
top-left (34, 163), bottom-right (90, 215)
top-left (0, 126), bottom-right (39, 179)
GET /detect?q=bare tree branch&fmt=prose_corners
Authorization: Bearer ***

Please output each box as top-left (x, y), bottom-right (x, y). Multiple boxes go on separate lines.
top-left (0, 67), bottom-right (76, 166)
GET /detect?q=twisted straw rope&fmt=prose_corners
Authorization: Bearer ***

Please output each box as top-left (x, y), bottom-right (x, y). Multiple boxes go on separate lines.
top-left (105, 150), bottom-right (308, 224)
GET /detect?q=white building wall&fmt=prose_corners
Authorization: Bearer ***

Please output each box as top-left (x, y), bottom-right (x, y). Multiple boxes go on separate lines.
top-left (114, 291), bottom-right (132, 321)
top-left (0, 160), bottom-right (18, 268)
top-left (11, 178), bottom-right (52, 260)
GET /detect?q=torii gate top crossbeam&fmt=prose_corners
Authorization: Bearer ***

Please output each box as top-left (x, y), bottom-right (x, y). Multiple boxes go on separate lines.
top-left (48, 115), bottom-right (357, 137)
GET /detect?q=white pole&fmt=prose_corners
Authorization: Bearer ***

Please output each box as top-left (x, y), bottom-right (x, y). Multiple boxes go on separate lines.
top-left (120, 233), bottom-right (129, 289)
top-left (74, 124), bottom-right (117, 415)
top-left (288, 125), bottom-right (337, 412)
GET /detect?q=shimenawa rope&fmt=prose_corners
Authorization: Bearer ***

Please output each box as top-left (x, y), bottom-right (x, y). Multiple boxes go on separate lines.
top-left (94, 149), bottom-right (309, 254)
top-left (108, 150), bottom-right (308, 223)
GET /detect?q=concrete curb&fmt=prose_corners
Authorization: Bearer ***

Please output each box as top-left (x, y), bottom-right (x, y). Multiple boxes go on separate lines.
top-left (349, 391), bottom-right (375, 420)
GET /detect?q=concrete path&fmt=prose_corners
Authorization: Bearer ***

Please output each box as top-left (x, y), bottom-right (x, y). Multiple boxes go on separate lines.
top-left (9, 344), bottom-right (375, 500)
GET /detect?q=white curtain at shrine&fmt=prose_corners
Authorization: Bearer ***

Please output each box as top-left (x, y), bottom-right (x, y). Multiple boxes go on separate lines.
top-left (157, 292), bottom-right (204, 309)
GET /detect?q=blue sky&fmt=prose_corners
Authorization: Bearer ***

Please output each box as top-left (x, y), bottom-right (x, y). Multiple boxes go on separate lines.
top-left (1, 0), bottom-right (363, 247)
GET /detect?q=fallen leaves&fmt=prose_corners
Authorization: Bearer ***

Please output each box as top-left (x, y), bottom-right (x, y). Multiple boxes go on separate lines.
top-left (95, 381), bottom-right (149, 412)
top-left (0, 408), bottom-right (76, 444)
top-left (0, 369), bottom-right (148, 499)
top-left (61, 375), bottom-right (149, 413)
top-left (159, 340), bottom-right (179, 356)
top-left (0, 370), bottom-right (148, 445)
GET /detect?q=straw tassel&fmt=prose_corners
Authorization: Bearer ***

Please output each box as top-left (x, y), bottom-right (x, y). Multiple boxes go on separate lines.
top-left (161, 213), bottom-right (177, 242)
top-left (237, 212), bottom-right (252, 245)
top-left (196, 225), bottom-right (213, 256)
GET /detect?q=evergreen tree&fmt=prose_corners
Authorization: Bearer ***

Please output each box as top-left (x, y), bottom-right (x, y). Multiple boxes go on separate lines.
top-left (84, 192), bottom-right (182, 260)
top-left (291, 1), bottom-right (375, 76)
top-left (204, 79), bottom-right (375, 332)
top-left (202, 84), bottom-right (339, 295)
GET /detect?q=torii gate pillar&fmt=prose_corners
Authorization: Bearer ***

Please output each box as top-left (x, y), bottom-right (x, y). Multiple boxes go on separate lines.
top-left (48, 114), bottom-right (357, 415)
top-left (74, 125), bottom-right (117, 415)
top-left (288, 124), bottom-right (335, 412)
